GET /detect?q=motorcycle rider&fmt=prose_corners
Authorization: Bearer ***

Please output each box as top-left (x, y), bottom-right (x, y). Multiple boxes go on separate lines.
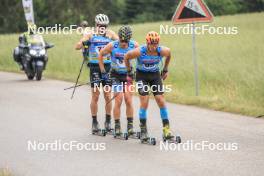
top-left (13, 23), bottom-right (45, 70)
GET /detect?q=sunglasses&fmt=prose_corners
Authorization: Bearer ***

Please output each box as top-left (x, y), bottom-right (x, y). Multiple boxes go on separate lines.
top-left (97, 24), bottom-right (108, 28)
top-left (120, 39), bottom-right (129, 43)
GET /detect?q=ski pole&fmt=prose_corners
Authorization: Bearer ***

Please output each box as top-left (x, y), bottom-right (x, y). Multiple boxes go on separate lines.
top-left (64, 79), bottom-right (103, 90)
top-left (70, 42), bottom-right (89, 99)
top-left (105, 77), bottom-right (133, 106)
top-left (105, 92), bottom-right (120, 106)
top-left (64, 82), bottom-right (89, 90)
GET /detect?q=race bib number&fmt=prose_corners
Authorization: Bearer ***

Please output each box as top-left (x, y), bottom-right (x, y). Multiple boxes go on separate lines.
top-left (117, 57), bottom-right (125, 67)
top-left (94, 45), bottom-right (110, 60)
top-left (118, 61), bottom-right (126, 68)
top-left (95, 45), bottom-right (104, 53)
top-left (142, 64), bottom-right (157, 70)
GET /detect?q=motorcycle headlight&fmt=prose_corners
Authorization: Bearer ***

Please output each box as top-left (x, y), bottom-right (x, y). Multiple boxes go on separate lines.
top-left (39, 49), bottom-right (46, 55)
top-left (29, 49), bottom-right (37, 56)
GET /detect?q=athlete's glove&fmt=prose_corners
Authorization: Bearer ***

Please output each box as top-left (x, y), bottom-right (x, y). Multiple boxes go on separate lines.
top-left (82, 40), bottom-right (91, 48)
top-left (127, 69), bottom-right (135, 80)
top-left (161, 69), bottom-right (168, 80)
top-left (101, 71), bottom-right (109, 81)
top-left (82, 41), bottom-right (91, 61)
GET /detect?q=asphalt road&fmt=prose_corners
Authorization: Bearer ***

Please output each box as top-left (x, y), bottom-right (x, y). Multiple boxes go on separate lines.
top-left (0, 72), bottom-right (264, 176)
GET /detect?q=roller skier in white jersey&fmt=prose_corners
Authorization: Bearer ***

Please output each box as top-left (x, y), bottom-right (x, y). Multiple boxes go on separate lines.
top-left (75, 14), bottom-right (118, 134)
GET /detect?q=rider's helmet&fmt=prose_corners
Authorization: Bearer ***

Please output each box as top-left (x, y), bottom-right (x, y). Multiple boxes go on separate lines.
top-left (95, 14), bottom-right (109, 26)
top-left (80, 20), bottom-right (89, 28)
top-left (118, 25), bottom-right (132, 42)
top-left (146, 31), bottom-right (160, 44)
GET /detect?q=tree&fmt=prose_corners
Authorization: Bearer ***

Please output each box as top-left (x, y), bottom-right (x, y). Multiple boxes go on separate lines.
top-left (0, 0), bottom-right (26, 33)
top-left (0, 0), bottom-right (263, 33)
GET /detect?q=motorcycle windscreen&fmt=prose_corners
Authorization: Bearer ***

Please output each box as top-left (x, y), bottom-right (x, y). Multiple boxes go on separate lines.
top-left (27, 34), bottom-right (45, 47)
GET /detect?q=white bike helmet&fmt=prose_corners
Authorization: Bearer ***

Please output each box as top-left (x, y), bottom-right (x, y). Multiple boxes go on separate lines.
top-left (95, 14), bottom-right (109, 25)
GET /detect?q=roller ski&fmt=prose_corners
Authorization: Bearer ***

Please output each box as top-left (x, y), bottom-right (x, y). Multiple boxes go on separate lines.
top-left (128, 131), bottom-right (141, 139)
top-left (92, 121), bottom-right (106, 136)
top-left (113, 122), bottom-right (128, 140)
top-left (162, 125), bottom-right (181, 144)
top-left (139, 125), bottom-right (156, 145)
top-left (127, 121), bottom-right (140, 139)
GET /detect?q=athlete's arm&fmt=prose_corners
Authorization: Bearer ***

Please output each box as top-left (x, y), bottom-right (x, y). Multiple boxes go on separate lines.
top-left (160, 46), bottom-right (171, 80)
top-left (75, 33), bottom-right (91, 50)
top-left (124, 48), bottom-right (141, 72)
top-left (107, 30), bottom-right (119, 40)
top-left (161, 46), bottom-right (171, 70)
top-left (98, 42), bottom-right (113, 72)
top-left (134, 41), bottom-right (139, 48)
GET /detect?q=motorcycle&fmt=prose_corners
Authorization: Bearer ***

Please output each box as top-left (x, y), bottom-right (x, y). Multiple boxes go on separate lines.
top-left (13, 34), bottom-right (54, 81)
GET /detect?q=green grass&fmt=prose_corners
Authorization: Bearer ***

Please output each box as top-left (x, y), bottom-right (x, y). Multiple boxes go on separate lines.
top-left (0, 168), bottom-right (13, 176)
top-left (0, 12), bottom-right (264, 117)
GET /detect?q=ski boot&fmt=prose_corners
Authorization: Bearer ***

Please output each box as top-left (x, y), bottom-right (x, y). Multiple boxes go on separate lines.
top-left (139, 124), bottom-right (156, 145)
top-left (162, 125), bottom-right (181, 144)
top-left (92, 121), bottom-right (106, 136)
top-left (113, 122), bottom-right (128, 140)
top-left (104, 120), bottom-right (113, 134)
top-left (127, 121), bottom-right (139, 139)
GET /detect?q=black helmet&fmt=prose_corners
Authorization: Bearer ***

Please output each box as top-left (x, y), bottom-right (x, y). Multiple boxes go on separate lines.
top-left (118, 25), bottom-right (132, 42)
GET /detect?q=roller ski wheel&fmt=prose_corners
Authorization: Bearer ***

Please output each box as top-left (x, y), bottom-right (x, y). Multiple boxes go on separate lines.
top-left (140, 137), bottom-right (156, 145)
top-left (176, 135), bottom-right (182, 143)
top-left (136, 132), bottom-right (141, 139)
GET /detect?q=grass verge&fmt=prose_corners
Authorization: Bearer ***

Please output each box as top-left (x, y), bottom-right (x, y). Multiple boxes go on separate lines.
top-left (0, 12), bottom-right (263, 117)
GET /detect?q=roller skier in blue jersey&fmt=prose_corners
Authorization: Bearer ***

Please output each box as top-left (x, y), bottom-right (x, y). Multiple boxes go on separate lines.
top-left (124, 31), bottom-right (178, 142)
top-left (75, 14), bottom-right (118, 134)
top-left (98, 26), bottom-right (139, 137)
